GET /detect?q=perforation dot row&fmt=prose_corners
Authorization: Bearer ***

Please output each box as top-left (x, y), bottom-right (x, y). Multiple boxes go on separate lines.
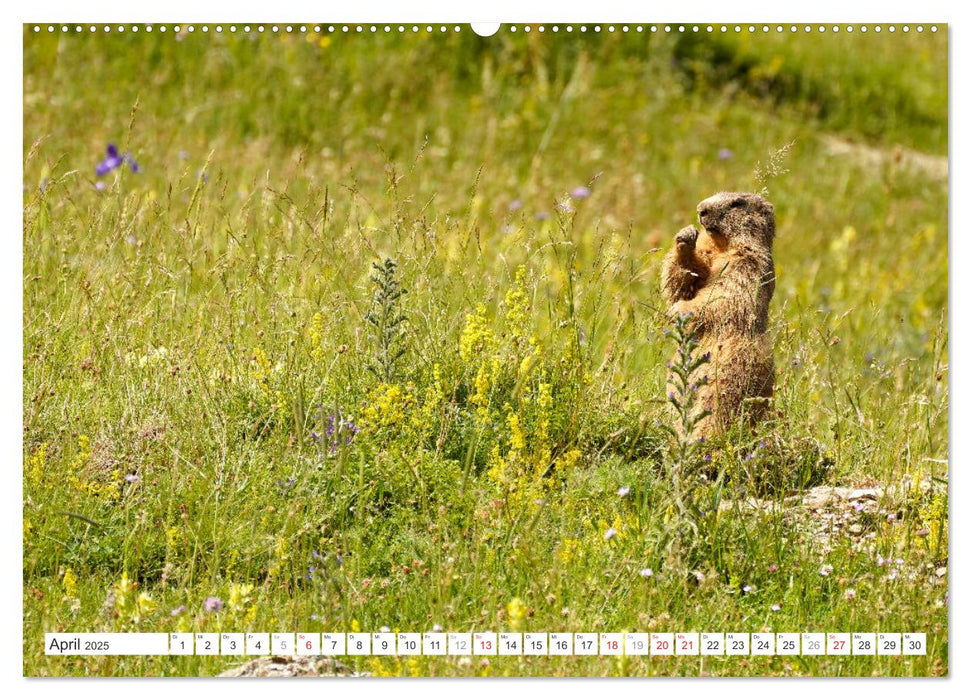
top-left (30, 24), bottom-right (940, 35)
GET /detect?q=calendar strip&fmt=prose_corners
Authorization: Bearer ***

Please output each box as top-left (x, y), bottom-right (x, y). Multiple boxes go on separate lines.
top-left (45, 632), bottom-right (927, 657)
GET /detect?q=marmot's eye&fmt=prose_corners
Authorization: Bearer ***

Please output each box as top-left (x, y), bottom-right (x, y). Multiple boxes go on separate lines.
top-left (731, 198), bottom-right (746, 208)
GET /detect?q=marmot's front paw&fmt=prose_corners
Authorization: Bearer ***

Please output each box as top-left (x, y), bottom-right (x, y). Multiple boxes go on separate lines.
top-left (675, 225), bottom-right (699, 251)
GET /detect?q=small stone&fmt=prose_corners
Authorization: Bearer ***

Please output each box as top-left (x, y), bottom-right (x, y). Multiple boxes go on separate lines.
top-left (803, 486), bottom-right (838, 509)
top-left (218, 656), bottom-right (367, 677)
top-left (848, 488), bottom-right (882, 501)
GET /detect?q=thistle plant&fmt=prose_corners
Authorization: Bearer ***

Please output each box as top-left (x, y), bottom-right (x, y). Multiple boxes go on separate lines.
top-left (660, 313), bottom-right (712, 529)
top-left (365, 258), bottom-right (409, 383)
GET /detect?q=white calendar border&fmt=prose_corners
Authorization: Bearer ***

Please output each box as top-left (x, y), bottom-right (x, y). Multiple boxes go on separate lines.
top-left (5, 1), bottom-right (963, 698)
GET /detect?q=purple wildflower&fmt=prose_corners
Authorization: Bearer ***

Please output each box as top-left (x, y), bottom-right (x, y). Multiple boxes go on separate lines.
top-left (96, 143), bottom-right (124, 176)
top-left (124, 473), bottom-right (140, 483)
top-left (508, 199), bottom-right (523, 212)
top-left (170, 605), bottom-right (186, 616)
top-left (95, 143), bottom-right (141, 176)
top-left (570, 186), bottom-right (591, 199)
top-left (639, 568), bottom-right (654, 578)
top-left (534, 212), bottom-right (550, 221)
top-left (317, 412), bottom-right (359, 453)
top-left (770, 603), bottom-right (781, 611)
top-left (204, 596), bottom-right (223, 613)
top-left (276, 477), bottom-right (297, 494)
top-left (94, 181), bottom-right (107, 192)
top-left (717, 148), bottom-right (734, 160)
top-left (617, 486), bottom-right (630, 498)
top-left (604, 528), bottom-right (618, 541)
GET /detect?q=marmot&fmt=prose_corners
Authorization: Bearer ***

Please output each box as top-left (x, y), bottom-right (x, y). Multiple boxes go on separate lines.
top-left (660, 192), bottom-right (776, 436)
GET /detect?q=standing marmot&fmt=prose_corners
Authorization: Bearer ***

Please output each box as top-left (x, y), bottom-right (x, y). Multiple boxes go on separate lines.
top-left (660, 192), bottom-right (776, 436)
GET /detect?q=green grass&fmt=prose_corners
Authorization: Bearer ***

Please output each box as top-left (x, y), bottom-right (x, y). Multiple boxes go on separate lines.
top-left (23, 25), bottom-right (948, 677)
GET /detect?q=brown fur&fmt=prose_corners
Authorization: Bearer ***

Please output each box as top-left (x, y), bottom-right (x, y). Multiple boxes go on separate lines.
top-left (660, 192), bottom-right (776, 436)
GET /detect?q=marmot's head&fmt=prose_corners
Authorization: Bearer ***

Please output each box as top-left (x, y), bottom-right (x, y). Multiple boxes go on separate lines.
top-left (697, 192), bottom-right (775, 248)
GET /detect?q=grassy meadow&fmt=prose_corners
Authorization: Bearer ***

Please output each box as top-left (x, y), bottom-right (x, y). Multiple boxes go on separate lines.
top-left (22, 25), bottom-right (948, 676)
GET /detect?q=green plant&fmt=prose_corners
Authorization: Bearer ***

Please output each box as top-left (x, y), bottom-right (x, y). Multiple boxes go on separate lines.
top-left (365, 258), bottom-right (409, 384)
top-left (659, 312), bottom-right (712, 529)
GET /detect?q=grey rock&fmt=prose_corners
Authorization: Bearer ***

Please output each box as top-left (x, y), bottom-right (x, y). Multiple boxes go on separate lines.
top-left (218, 655), bottom-right (368, 678)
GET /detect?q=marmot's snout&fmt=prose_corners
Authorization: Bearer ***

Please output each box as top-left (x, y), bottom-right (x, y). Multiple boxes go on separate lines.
top-left (697, 198), bottom-right (728, 236)
top-left (697, 206), bottom-right (719, 235)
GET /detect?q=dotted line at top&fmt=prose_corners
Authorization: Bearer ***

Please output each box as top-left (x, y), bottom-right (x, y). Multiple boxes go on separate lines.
top-left (30, 24), bottom-right (940, 35)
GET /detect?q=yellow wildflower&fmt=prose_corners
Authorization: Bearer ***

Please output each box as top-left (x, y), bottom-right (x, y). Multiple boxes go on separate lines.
top-left (26, 443), bottom-right (47, 485)
top-left (557, 538), bottom-right (583, 566)
top-left (504, 267), bottom-right (531, 337)
top-left (308, 312), bottom-right (326, 362)
top-left (228, 582), bottom-right (254, 612)
top-left (361, 382), bottom-right (414, 431)
top-left (507, 597), bottom-right (527, 631)
top-left (507, 411), bottom-right (527, 452)
top-left (459, 304), bottom-right (495, 362)
top-left (486, 443), bottom-right (508, 484)
top-left (63, 568), bottom-right (78, 599)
